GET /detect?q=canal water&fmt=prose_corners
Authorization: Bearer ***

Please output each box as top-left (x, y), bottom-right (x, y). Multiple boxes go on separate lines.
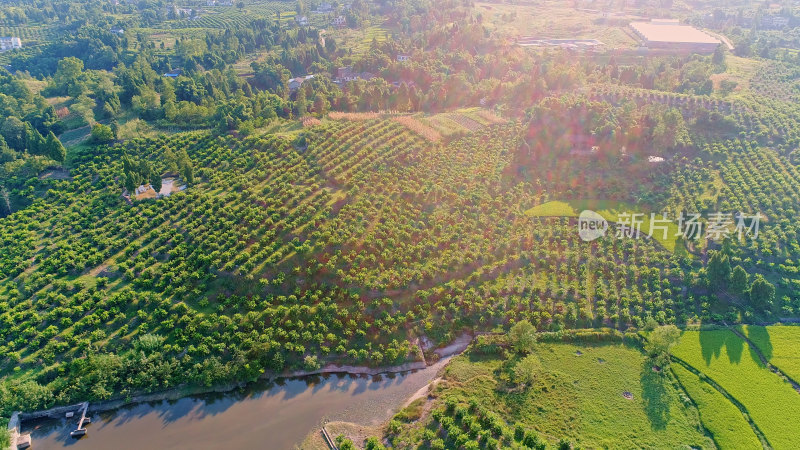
top-left (22, 359), bottom-right (448, 450)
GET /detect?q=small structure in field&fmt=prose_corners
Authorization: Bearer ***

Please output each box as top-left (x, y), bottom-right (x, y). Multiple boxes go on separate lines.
top-left (133, 178), bottom-right (187, 200)
top-left (163, 69), bottom-right (183, 78)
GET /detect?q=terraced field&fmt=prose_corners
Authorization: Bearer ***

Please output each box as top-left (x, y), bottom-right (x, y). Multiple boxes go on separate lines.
top-left (672, 329), bottom-right (800, 449)
top-left (165, 1), bottom-right (295, 29)
top-left (672, 363), bottom-right (762, 450)
top-left (740, 325), bottom-right (800, 384)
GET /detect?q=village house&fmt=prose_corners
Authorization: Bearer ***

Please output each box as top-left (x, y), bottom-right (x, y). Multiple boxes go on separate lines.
top-left (0, 37), bottom-right (22, 52)
top-left (289, 74), bottom-right (315, 91)
top-left (335, 67), bottom-right (374, 83)
top-left (396, 54), bottom-right (411, 62)
top-left (296, 15), bottom-right (309, 26)
top-left (163, 69), bottom-right (183, 78)
top-left (332, 15), bottom-right (346, 27)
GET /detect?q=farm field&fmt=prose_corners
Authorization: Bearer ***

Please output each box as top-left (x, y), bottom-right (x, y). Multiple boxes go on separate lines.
top-left (671, 363), bottom-right (763, 450)
top-left (163, 1), bottom-right (296, 29)
top-left (387, 340), bottom-right (712, 449)
top-left (672, 329), bottom-right (800, 449)
top-left (418, 108), bottom-right (505, 138)
top-left (335, 22), bottom-right (390, 54)
top-left (740, 325), bottom-right (800, 384)
top-left (0, 117), bottom-right (700, 411)
top-left (475, 0), bottom-right (638, 48)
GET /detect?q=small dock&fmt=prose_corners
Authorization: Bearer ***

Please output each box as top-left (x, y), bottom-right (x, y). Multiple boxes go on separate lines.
top-left (320, 424), bottom-right (338, 450)
top-left (70, 402), bottom-right (90, 438)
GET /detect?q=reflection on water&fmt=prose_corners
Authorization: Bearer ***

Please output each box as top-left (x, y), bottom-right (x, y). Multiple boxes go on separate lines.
top-left (22, 361), bottom-right (446, 450)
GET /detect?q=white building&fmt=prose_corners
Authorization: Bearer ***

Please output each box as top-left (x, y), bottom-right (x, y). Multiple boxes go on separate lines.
top-left (0, 37), bottom-right (22, 52)
top-left (396, 54), bottom-right (411, 62)
top-left (288, 74), bottom-right (314, 91)
top-left (332, 15), bottom-right (346, 27)
top-left (315, 2), bottom-right (333, 13)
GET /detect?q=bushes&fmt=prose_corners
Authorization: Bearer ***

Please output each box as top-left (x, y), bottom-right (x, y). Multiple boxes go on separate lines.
top-left (471, 334), bottom-right (507, 355)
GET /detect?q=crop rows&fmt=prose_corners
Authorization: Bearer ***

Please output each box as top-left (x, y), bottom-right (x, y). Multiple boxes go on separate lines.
top-left (166, 2), bottom-right (294, 30)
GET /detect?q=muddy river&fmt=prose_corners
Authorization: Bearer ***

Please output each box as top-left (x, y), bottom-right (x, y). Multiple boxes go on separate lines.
top-left (22, 358), bottom-right (449, 449)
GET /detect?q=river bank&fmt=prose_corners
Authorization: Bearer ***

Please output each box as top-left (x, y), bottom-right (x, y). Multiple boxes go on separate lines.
top-left (296, 335), bottom-right (476, 449)
top-left (9, 334), bottom-right (475, 450)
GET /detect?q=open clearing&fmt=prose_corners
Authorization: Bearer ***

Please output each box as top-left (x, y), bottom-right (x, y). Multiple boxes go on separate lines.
top-left (428, 343), bottom-right (711, 448)
top-left (476, 0), bottom-right (638, 48)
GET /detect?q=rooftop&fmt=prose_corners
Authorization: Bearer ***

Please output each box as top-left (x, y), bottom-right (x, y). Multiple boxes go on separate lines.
top-left (630, 21), bottom-right (720, 45)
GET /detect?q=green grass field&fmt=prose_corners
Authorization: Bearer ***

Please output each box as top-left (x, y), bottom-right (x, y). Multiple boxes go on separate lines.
top-left (525, 199), bottom-right (682, 253)
top-left (672, 329), bottom-right (800, 449)
top-left (431, 343), bottom-right (711, 448)
top-left (740, 324), bottom-right (800, 384)
top-left (672, 363), bottom-right (762, 450)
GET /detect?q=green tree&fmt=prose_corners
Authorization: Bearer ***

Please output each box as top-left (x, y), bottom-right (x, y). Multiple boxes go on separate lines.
top-left (46, 131), bottom-right (66, 162)
top-left (749, 274), bottom-right (775, 313)
top-left (150, 171), bottom-right (162, 193)
top-left (730, 265), bottom-right (749, 295)
top-left (24, 123), bottom-right (45, 155)
top-left (294, 87), bottom-right (308, 117)
top-left (52, 57), bottom-right (85, 96)
top-left (706, 250), bottom-right (731, 290)
top-left (91, 124), bottom-right (115, 144)
top-left (645, 325), bottom-right (680, 366)
top-left (1, 116), bottom-right (26, 150)
top-left (508, 320), bottom-right (537, 354)
top-left (176, 149), bottom-right (194, 183)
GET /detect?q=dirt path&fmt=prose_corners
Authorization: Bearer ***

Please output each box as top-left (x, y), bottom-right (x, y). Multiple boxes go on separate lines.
top-left (434, 333), bottom-right (474, 358)
top-left (402, 377), bottom-right (441, 408)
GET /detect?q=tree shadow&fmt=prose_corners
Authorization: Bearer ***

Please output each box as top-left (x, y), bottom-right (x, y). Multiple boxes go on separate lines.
top-left (640, 360), bottom-right (670, 430)
top-left (698, 329), bottom-right (745, 366)
top-left (745, 325), bottom-right (772, 366)
top-left (699, 330), bottom-right (724, 366)
top-left (724, 331), bottom-right (743, 364)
